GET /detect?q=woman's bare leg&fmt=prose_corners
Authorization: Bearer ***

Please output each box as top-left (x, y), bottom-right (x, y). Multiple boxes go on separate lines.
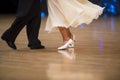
top-left (58, 27), bottom-right (71, 42)
top-left (58, 27), bottom-right (74, 49)
top-left (66, 28), bottom-right (73, 39)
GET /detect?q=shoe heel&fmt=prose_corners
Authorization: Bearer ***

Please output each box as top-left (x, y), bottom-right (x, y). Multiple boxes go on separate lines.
top-left (73, 34), bottom-right (76, 42)
top-left (68, 41), bottom-right (74, 48)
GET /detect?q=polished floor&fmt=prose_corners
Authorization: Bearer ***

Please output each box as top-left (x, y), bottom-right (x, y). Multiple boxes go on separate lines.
top-left (0, 14), bottom-right (120, 80)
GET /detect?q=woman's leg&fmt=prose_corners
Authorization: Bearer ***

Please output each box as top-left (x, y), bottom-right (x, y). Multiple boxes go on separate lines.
top-left (58, 27), bottom-right (71, 42)
top-left (58, 27), bottom-right (74, 49)
top-left (66, 28), bottom-right (73, 40)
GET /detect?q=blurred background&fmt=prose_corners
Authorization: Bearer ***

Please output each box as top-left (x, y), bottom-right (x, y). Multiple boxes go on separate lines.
top-left (0, 0), bottom-right (120, 17)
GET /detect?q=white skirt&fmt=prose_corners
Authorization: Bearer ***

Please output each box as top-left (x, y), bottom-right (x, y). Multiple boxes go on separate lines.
top-left (45, 0), bottom-right (104, 32)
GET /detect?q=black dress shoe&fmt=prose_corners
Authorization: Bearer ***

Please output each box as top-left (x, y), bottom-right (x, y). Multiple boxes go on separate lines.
top-left (28, 45), bottom-right (45, 49)
top-left (1, 36), bottom-right (17, 50)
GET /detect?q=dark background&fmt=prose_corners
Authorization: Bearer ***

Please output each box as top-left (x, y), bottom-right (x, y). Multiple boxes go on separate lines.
top-left (0, 0), bottom-right (120, 16)
top-left (0, 0), bottom-right (18, 13)
top-left (0, 0), bottom-right (47, 14)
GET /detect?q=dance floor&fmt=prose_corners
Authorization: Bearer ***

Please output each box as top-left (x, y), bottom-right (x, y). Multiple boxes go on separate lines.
top-left (0, 14), bottom-right (120, 80)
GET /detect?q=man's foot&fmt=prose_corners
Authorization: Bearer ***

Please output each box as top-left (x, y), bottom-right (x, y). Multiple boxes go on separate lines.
top-left (1, 36), bottom-right (17, 50)
top-left (28, 45), bottom-right (45, 49)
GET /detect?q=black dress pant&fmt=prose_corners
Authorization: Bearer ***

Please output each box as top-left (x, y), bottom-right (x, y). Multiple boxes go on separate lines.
top-left (2, 10), bottom-right (41, 47)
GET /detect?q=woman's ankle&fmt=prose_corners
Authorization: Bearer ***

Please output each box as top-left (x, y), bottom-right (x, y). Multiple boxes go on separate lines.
top-left (63, 37), bottom-right (71, 42)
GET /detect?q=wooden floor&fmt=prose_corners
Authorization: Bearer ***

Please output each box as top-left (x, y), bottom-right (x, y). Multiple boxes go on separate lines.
top-left (0, 14), bottom-right (120, 80)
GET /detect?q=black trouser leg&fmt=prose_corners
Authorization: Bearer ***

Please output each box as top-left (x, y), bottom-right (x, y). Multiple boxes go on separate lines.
top-left (1, 17), bottom-right (26, 42)
top-left (26, 15), bottom-right (41, 47)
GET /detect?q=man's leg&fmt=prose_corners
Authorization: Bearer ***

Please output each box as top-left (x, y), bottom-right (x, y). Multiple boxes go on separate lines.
top-left (2, 17), bottom-right (26, 42)
top-left (26, 15), bottom-right (45, 49)
top-left (1, 17), bottom-right (26, 49)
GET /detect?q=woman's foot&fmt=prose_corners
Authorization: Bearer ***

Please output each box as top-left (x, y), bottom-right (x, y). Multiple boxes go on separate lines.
top-left (67, 34), bottom-right (75, 48)
top-left (58, 39), bottom-right (74, 50)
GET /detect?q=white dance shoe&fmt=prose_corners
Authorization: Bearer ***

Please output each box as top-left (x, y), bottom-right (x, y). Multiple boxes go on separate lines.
top-left (68, 43), bottom-right (74, 48)
top-left (68, 34), bottom-right (75, 48)
top-left (72, 34), bottom-right (76, 41)
top-left (58, 39), bottom-right (74, 50)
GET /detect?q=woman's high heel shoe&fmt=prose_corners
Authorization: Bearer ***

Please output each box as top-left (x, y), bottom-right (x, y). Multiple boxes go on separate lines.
top-left (68, 34), bottom-right (75, 48)
top-left (68, 42), bottom-right (74, 48)
top-left (58, 39), bottom-right (74, 50)
top-left (72, 34), bottom-right (76, 41)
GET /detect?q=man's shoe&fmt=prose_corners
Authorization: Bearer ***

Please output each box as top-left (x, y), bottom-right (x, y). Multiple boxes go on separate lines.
top-left (1, 36), bottom-right (17, 50)
top-left (29, 45), bottom-right (45, 49)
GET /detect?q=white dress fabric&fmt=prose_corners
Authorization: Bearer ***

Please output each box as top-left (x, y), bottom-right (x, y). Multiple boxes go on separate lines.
top-left (45, 0), bottom-right (104, 32)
